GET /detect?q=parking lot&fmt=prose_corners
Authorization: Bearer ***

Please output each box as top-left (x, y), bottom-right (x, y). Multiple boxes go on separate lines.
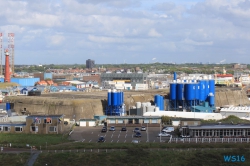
top-left (70, 126), bottom-right (171, 143)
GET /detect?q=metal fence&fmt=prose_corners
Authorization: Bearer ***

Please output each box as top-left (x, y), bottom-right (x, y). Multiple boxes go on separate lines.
top-left (168, 137), bottom-right (250, 143)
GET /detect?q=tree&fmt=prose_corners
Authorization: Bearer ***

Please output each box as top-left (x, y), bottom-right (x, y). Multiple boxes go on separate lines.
top-left (161, 116), bottom-right (172, 125)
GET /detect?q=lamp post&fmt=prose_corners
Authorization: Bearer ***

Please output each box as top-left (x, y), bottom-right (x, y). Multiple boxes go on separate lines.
top-left (146, 119), bottom-right (149, 142)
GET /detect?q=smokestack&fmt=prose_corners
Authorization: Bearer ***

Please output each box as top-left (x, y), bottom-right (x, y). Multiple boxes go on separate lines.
top-left (4, 49), bottom-right (10, 82)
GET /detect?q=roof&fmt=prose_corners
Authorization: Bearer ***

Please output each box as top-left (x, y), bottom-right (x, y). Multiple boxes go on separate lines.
top-left (107, 116), bottom-right (161, 119)
top-left (79, 119), bottom-right (96, 121)
top-left (216, 74), bottom-right (233, 77)
top-left (188, 124), bottom-right (250, 130)
top-left (171, 118), bottom-right (202, 121)
top-left (0, 123), bottom-right (26, 126)
top-left (26, 115), bottom-right (63, 118)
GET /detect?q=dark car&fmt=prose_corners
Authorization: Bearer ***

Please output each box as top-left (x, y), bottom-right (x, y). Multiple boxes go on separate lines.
top-left (134, 132), bottom-right (142, 137)
top-left (133, 127), bottom-right (140, 133)
top-left (101, 128), bottom-right (107, 132)
top-left (98, 136), bottom-right (105, 142)
top-left (121, 127), bottom-right (127, 131)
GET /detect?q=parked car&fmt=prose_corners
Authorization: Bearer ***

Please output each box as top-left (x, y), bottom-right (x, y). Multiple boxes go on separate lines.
top-left (101, 128), bottom-right (107, 132)
top-left (121, 127), bottom-right (127, 131)
top-left (109, 126), bottom-right (115, 131)
top-left (141, 126), bottom-right (146, 131)
top-left (133, 127), bottom-right (140, 133)
top-left (132, 140), bottom-right (139, 144)
top-left (98, 136), bottom-right (105, 142)
top-left (134, 132), bottom-right (142, 137)
top-left (162, 127), bottom-right (174, 132)
top-left (158, 132), bottom-right (171, 137)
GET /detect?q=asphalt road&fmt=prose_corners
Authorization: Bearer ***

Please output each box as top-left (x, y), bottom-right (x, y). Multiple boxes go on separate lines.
top-left (70, 126), bottom-right (171, 143)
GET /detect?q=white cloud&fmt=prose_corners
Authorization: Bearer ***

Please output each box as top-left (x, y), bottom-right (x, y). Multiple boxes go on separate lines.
top-left (47, 35), bottom-right (65, 46)
top-left (148, 29), bottom-right (162, 37)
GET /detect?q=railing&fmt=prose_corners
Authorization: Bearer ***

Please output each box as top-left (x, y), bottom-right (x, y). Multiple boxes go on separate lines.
top-left (168, 137), bottom-right (250, 143)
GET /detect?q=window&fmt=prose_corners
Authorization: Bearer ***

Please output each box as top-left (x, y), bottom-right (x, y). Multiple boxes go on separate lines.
top-left (0, 126), bottom-right (2, 131)
top-left (4, 126), bottom-right (10, 131)
top-left (34, 118), bottom-right (41, 124)
top-left (15, 127), bottom-right (23, 132)
top-left (30, 126), bottom-right (38, 132)
top-left (49, 126), bottom-right (57, 132)
top-left (44, 118), bottom-right (52, 124)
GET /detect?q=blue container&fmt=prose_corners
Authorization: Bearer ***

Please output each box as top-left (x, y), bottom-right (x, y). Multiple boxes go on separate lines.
top-left (170, 83), bottom-right (177, 100)
top-left (177, 83), bottom-right (184, 100)
top-left (154, 95), bottom-right (158, 106)
top-left (108, 91), bottom-right (112, 106)
top-left (199, 80), bottom-right (206, 101)
top-left (114, 92), bottom-right (118, 106)
top-left (121, 92), bottom-right (124, 104)
top-left (185, 84), bottom-right (195, 100)
top-left (209, 80), bottom-right (215, 94)
top-left (173, 72), bottom-right (177, 80)
top-left (195, 83), bottom-right (200, 100)
top-left (205, 80), bottom-right (209, 100)
top-left (6, 103), bottom-right (10, 111)
top-left (117, 91), bottom-right (121, 106)
top-left (209, 94), bottom-right (215, 106)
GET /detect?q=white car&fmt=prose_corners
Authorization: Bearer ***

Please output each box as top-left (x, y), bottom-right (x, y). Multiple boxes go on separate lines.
top-left (158, 132), bottom-right (171, 137)
top-left (109, 126), bottom-right (115, 131)
top-left (141, 126), bottom-right (146, 131)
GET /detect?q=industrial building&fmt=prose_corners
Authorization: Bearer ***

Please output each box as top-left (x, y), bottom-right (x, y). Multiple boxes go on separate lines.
top-left (101, 73), bottom-right (147, 87)
top-left (181, 124), bottom-right (250, 138)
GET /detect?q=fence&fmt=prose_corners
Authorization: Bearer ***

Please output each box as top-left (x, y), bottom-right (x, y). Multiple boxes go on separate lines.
top-left (169, 137), bottom-right (250, 143)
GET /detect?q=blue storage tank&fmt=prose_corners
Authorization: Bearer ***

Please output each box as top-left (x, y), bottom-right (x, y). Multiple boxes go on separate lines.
top-left (111, 91), bottom-right (116, 106)
top-left (209, 93), bottom-right (215, 106)
top-left (173, 72), bottom-right (177, 80)
top-left (199, 80), bottom-right (206, 101)
top-left (121, 92), bottom-right (124, 104)
top-left (209, 80), bottom-right (215, 94)
top-left (185, 83), bottom-right (195, 100)
top-left (170, 83), bottom-right (177, 100)
top-left (117, 91), bottom-right (121, 106)
top-left (6, 103), bottom-right (10, 111)
top-left (177, 83), bottom-right (184, 100)
top-left (108, 90), bottom-right (112, 106)
top-left (195, 83), bottom-right (200, 100)
top-left (114, 92), bottom-right (118, 106)
top-left (205, 80), bottom-right (209, 100)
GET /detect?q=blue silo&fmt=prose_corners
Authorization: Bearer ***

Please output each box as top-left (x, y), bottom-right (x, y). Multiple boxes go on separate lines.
top-left (199, 80), bottom-right (206, 101)
top-left (170, 83), bottom-right (177, 100)
top-left (205, 80), bottom-right (209, 100)
top-left (195, 83), bottom-right (200, 101)
top-left (174, 72), bottom-right (177, 80)
top-left (117, 91), bottom-right (121, 106)
top-left (177, 83), bottom-right (184, 100)
top-left (209, 93), bottom-right (215, 106)
top-left (209, 80), bottom-right (215, 94)
top-left (185, 84), bottom-right (195, 101)
top-left (154, 95), bottom-right (158, 106)
top-left (108, 90), bottom-right (112, 106)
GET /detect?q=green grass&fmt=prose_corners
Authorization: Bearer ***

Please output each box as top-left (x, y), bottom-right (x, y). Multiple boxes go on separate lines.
top-left (0, 153), bottom-right (30, 166)
top-left (0, 133), bottom-right (70, 148)
top-left (202, 115), bottom-right (250, 124)
top-left (34, 148), bottom-right (250, 166)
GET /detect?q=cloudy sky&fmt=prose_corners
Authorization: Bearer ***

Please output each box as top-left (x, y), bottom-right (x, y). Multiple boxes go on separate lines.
top-left (0, 0), bottom-right (250, 65)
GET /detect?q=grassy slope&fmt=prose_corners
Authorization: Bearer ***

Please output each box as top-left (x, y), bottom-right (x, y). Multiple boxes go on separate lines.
top-left (202, 115), bottom-right (250, 124)
top-left (34, 148), bottom-right (250, 166)
top-left (0, 82), bottom-right (19, 89)
top-left (0, 153), bottom-right (30, 166)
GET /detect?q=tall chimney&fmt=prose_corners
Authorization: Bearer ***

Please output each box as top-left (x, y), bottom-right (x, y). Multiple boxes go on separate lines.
top-left (4, 49), bottom-right (10, 82)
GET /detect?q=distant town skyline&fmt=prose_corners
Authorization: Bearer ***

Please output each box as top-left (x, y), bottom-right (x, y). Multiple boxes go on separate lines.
top-left (0, 0), bottom-right (250, 64)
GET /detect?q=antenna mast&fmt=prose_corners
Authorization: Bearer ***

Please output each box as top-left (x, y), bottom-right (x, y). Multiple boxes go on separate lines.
top-left (8, 33), bottom-right (14, 75)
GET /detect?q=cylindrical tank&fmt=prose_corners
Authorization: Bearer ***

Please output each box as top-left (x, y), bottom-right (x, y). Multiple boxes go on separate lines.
top-left (117, 91), bottom-right (121, 106)
top-left (177, 83), bottom-right (184, 100)
top-left (195, 83), bottom-right (200, 100)
top-left (136, 102), bottom-right (142, 109)
top-left (170, 83), bottom-right (177, 100)
top-left (174, 72), bottom-right (177, 80)
top-left (111, 89), bottom-right (117, 106)
top-left (205, 80), bottom-right (209, 100)
top-left (146, 102), bottom-right (151, 107)
top-left (209, 80), bottom-right (215, 94)
top-left (209, 93), bottom-right (215, 106)
top-left (146, 106), bottom-right (155, 112)
top-left (199, 80), bottom-right (206, 101)
top-left (157, 95), bottom-right (161, 108)
top-left (204, 101), bottom-right (209, 107)
top-left (141, 103), bottom-right (147, 115)
top-left (108, 89), bottom-right (112, 106)
top-left (155, 107), bottom-right (160, 112)
top-left (184, 83), bottom-right (195, 100)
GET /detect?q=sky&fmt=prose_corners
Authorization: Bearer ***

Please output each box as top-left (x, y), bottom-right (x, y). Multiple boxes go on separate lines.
top-left (0, 0), bottom-right (250, 65)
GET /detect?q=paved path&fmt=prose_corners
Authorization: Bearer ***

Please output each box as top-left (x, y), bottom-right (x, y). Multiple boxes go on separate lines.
top-left (26, 152), bottom-right (40, 166)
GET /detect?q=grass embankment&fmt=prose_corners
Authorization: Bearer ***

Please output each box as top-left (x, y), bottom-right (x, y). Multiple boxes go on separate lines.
top-left (202, 115), bottom-right (250, 124)
top-left (0, 153), bottom-right (30, 166)
top-left (0, 82), bottom-right (19, 89)
top-left (0, 133), bottom-right (70, 148)
top-left (34, 148), bottom-right (250, 166)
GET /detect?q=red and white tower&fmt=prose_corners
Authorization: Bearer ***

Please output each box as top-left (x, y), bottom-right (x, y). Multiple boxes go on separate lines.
top-left (0, 33), bottom-right (2, 75)
top-left (4, 49), bottom-right (10, 82)
top-left (8, 33), bottom-right (14, 75)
